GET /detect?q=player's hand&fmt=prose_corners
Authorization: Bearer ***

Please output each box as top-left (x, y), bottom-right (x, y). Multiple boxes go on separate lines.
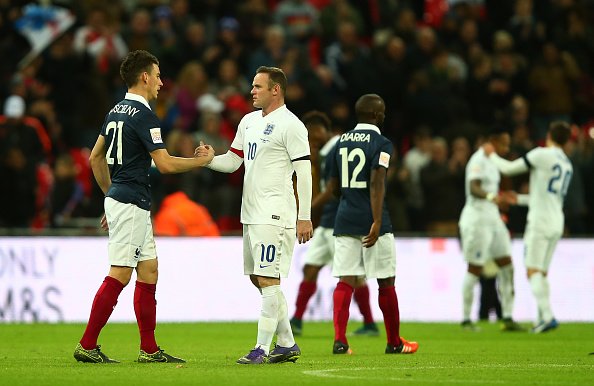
top-left (194, 141), bottom-right (213, 157)
top-left (500, 190), bottom-right (518, 205)
top-left (362, 222), bottom-right (381, 248)
top-left (483, 142), bottom-right (495, 156)
top-left (100, 214), bottom-right (109, 232)
top-left (296, 219), bottom-right (313, 244)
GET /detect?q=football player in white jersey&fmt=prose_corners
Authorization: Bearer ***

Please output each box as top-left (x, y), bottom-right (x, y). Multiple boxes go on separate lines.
top-left (200, 66), bottom-right (313, 363)
top-left (484, 121), bottom-right (573, 333)
top-left (458, 126), bottom-right (525, 332)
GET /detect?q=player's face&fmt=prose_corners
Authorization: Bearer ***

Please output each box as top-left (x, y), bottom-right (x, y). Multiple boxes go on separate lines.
top-left (493, 133), bottom-right (511, 157)
top-left (251, 73), bottom-right (275, 109)
top-left (306, 124), bottom-right (327, 151)
top-left (146, 64), bottom-right (163, 101)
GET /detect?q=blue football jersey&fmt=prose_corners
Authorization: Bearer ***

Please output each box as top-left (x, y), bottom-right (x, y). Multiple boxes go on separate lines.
top-left (102, 93), bottom-right (166, 210)
top-left (327, 123), bottom-right (393, 236)
top-left (318, 136), bottom-right (340, 229)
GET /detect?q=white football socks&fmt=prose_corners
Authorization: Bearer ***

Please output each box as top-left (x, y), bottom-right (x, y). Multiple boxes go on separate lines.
top-left (275, 289), bottom-right (296, 348)
top-left (497, 264), bottom-right (515, 320)
top-left (462, 272), bottom-right (480, 321)
top-left (529, 272), bottom-right (553, 323)
top-left (256, 285), bottom-right (281, 355)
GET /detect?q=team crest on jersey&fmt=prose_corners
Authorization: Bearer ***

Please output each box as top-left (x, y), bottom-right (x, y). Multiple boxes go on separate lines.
top-left (264, 123), bottom-right (275, 135)
top-left (150, 128), bottom-right (163, 144)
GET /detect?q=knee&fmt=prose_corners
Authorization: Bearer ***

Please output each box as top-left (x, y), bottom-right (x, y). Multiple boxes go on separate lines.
top-left (377, 277), bottom-right (395, 288)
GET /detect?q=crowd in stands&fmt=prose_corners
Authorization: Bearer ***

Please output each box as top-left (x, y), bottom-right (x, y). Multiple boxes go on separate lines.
top-left (0, 0), bottom-right (593, 235)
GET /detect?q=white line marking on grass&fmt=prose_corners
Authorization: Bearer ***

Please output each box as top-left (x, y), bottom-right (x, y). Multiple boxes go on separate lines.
top-left (302, 364), bottom-right (586, 384)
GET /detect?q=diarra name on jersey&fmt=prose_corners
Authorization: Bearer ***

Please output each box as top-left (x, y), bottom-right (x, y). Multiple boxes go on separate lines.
top-left (340, 132), bottom-right (371, 143)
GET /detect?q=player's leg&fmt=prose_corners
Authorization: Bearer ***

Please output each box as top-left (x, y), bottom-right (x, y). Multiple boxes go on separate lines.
top-left (75, 198), bottom-right (136, 363)
top-left (332, 235), bottom-right (362, 354)
top-left (292, 227), bottom-right (334, 335)
top-left (365, 233), bottom-right (417, 354)
top-left (349, 277), bottom-right (379, 337)
top-left (526, 232), bottom-right (560, 333)
top-left (460, 224), bottom-right (489, 331)
top-left (492, 222), bottom-right (526, 331)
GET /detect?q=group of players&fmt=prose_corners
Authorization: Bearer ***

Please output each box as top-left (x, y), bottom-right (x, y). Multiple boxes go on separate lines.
top-left (72, 50), bottom-right (571, 364)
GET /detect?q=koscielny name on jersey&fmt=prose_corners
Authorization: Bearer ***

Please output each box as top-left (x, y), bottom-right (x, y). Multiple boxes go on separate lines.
top-left (340, 132), bottom-right (371, 143)
top-left (109, 104), bottom-right (141, 117)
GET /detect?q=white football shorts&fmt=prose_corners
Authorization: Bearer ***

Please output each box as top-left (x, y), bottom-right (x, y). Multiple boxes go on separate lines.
top-left (105, 197), bottom-right (157, 268)
top-left (243, 224), bottom-right (296, 278)
top-left (332, 233), bottom-right (396, 279)
top-left (304, 226), bottom-right (335, 267)
top-left (523, 226), bottom-right (561, 272)
top-left (459, 218), bottom-right (511, 267)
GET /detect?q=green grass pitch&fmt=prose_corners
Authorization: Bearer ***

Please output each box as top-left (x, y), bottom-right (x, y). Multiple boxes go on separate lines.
top-left (1, 322), bottom-right (592, 385)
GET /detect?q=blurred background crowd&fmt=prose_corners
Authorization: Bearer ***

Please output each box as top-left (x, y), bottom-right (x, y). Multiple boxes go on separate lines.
top-left (0, 0), bottom-right (593, 236)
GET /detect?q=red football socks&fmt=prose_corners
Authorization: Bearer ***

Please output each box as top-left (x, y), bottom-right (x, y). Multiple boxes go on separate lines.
top-left (294, 281), bottom-right (317, 320)
top-left (354, 285), bottom-right (375, 324)
top-left (134, 281), bottom-right (159, 354)
top-left (333, 281), bottom-right (354, 343)
top-left (80, 276), bottom-right (124, 350)
top-left (379, 286), bottom-right (401, 347)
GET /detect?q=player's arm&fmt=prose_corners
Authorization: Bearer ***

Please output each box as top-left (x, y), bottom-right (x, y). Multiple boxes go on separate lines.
top-left (89, 135), bottom-right (111, 195)
top-left (294, 158), bottom-right (314, 244)
top-left (363, 166), bottom-right (386, 248)
top-left (150, 146), bottom-right (215, 174)
top-left (488, 153), bottom-right (530, 176)
top-left (469, 179), bottom-right (498, 202)
top-left (329, 176), bottom-right (341, 199)
top-left (205, 148), bottom-right (244, 173)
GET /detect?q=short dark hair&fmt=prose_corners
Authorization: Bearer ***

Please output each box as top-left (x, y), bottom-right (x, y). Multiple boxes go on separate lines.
top-left (256, 66), bottom-right (287, 97)
top-left (487, 124), bottom-right (510, 138)
top-left (120, 50), bottom-right (159, 88)
top-left (301, 110), bottom-right (331, 130)
top-left (549, 121), bottom-right (571, 146)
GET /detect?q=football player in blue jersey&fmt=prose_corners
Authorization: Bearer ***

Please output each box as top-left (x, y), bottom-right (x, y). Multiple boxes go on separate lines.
top-left (327, 94), bottom-right (418, 355)
top-left (290, 111), bottom-right (380, 337)
top-left (74, 50), bottom-right (214, 364)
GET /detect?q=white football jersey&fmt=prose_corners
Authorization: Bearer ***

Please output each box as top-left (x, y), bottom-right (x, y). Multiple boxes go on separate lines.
top-left (524, 147), bottom-right (573, 234)
top-left (459, 147), bottom-right (501, 225)
top-left (231, 105), bottom-right (310, 228)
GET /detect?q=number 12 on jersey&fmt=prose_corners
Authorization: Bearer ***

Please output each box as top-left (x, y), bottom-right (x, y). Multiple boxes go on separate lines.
top-left (339, 148), bottom-right (367, 188)
top-left (106, 120), bottom-right (123, 165)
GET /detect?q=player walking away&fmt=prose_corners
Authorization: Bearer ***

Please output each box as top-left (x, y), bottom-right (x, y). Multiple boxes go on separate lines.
top-left (327, 94), bottom-right (418, 355)
top-left (290, 111), bottom-right (380, 338)
top-left (484, 121), bottom-right (573, 334)
top-left (458, 126), bottom-right (526, 333)
top-left (74, 50), bottom-right (215, 364)
top-left (201, 66), bottom-right (313, 364)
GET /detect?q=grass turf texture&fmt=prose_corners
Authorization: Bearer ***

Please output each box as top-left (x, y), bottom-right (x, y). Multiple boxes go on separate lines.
top-left (1, 322), bottom-right (592, 385)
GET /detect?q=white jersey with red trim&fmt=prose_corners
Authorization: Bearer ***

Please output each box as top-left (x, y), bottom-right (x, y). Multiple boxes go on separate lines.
top-left (230, 104), bottom-right (310, 228)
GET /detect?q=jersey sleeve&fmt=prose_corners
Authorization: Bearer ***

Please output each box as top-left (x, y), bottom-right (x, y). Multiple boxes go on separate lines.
top-left (525, 147), bottom-right (547, 169)
top-left (285, 120), bottom-right (310, 161)
top-left (230, 114), bottom-right (247, 154)
top-left (137, 112), bottom-right (166, 152)
top-left (371, 138), bottom-right (393, 170)
top-left (326, 140), bottom-right (339, 178)
top-left (466, 155), bottom-right (485, 181)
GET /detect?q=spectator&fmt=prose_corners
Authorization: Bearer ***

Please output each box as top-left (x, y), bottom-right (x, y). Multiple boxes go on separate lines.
top-left (0, 95), bottom-right (47, 227)
top-left (47, 153), bottom-right (86, 228)
top-left (248, 25), bottom-right (288, 78)
top-left (319, 0), bottom-right (365, 48)
top-left (273, 0), bottom-right (319, 46)
top-left (176, 61), bottom-right (210, 132)
top-left (420, 137), bottom-right (460, 234)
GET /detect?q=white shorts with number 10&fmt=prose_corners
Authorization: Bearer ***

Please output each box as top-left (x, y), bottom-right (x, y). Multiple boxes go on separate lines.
top-left (332, 233), bottom-right (396, 279)
top-left (243, 224), bottom-right (296, 278)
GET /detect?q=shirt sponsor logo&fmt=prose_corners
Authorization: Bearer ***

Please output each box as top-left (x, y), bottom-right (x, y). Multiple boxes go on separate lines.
top-left (379, 151), bottom-right (390, 168)
top-left (150, 128), bottom-right (163, 144)
top-left (264, 123), bottom-right (275, 135)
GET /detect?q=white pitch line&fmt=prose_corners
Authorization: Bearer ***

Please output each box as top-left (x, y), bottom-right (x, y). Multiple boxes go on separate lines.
top-left (302, 364), bottom-right (589, 384)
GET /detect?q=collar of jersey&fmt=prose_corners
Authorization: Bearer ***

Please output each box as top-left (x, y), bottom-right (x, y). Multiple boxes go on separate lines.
top-left (354, 123), bottom-right (381, 134)
top-left (260, 104), bottom-right (287, 117)
top-left (125, 92), bottom-right (151, 110)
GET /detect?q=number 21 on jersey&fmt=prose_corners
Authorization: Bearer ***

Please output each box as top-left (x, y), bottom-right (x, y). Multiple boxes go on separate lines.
top-left (106, 120), bottom-right (123, 165)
